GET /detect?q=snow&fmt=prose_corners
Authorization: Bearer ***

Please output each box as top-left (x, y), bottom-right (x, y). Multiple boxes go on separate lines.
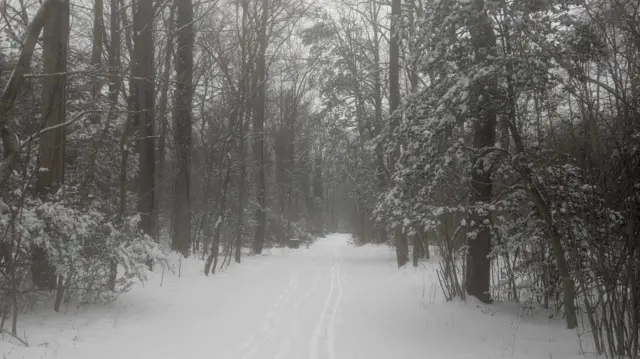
top-left (1, 234), bottom-right (593, 359)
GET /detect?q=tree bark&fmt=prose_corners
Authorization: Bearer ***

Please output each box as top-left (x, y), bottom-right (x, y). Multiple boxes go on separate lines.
top-left (205, 139), bottom-right (234, 275)
top-left (132, 0), bottom-right (156, 238)
top-left (463, 0), bottom-right (497, 304)
top-left (36, 0), bottom-right (68, 196)
top-left (89, 0), bottom-right (104, 119)
top-left (371, 6), bottom-right (388, 243)
top-left (107, 0), bottom-right (122, 291)
top-left (252, 0), bottom-right (268, 254)
top-left (33, 0), bottom-right (69, 292)
top-left (506, 78), bottom-right (578, 330)
top-left (0, 0), bottom-right (54, 189)
top-left (234, 0), bottom-right (250, 263)
top-left (172, 0), bottom-right (194, 257)
top-left (312, 149), bottom-right (323, 234)
top-left (235, 112), bottom-right (247, 262)
top-left (155, 4), bottom-right (175, 241)
top-left (286, 99), bottom-right (295, 241)
top-left (389, 0), bottom-right (409, 267)
top-left (79, 0), bottom-right (108, 203)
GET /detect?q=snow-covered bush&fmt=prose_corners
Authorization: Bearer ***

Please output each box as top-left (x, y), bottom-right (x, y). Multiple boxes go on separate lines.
top-left (0, 187), bottom-right (169, 310)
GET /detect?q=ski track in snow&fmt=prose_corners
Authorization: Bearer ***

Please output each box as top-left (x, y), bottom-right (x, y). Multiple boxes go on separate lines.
top-left (239, 261), bottom-right (315, 359)
top-left (272, 258), bottom-right (324, 359)
top-left (309, 246), bottom-right (342, 359)
top-left (326, 250), bottom-right (343, 359)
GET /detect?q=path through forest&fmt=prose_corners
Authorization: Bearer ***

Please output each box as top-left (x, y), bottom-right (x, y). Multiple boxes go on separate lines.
top-left (2, 234), bottom-right (589, 359)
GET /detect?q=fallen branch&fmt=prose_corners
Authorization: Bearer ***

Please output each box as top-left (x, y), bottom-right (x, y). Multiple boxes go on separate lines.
top-left (1, 329), bottom-right (29, 347)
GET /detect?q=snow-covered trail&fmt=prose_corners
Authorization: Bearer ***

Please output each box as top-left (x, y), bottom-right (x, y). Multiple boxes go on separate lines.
top-left (2, 233), bottom-right (590, 359)
top-left (2, 234), bottom-right (373, 359)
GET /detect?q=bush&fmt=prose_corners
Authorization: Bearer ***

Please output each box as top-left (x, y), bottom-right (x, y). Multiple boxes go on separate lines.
top-left (0, 187), bottom-right (168, 327)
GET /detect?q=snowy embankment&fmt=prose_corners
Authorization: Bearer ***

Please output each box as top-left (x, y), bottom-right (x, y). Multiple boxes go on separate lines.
top-left (1, 233), bottom-right (592, 359)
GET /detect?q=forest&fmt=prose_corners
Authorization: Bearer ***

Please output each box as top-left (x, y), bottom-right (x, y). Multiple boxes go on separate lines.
top-left (1, 0), bottom-right (639, 356)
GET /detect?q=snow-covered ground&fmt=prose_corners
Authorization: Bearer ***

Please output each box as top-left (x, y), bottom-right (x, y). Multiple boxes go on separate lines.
top-left (1, 233), bottom-right (593, 359)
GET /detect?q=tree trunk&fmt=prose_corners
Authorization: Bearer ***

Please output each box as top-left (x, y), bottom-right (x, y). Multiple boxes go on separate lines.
top-left (53, 275), bottom-right (65, 312)
top-left (420, 227), bottom-right (430, 259)
top-left (235, 113), bottom-right (247, 263)
top-left (275, 126), bottom-right (287, 226)
top-left (234, 0), bottom-right (249, 263)
top-left (37, 0), bottom-right (68, 195)
top-left (312, 149), bottom-right (323, 234)
top-left (507, 86), bottom-right (578, 330)
top-left (371, 9), bottom-right (388, 244)
top-left (286, 97), bottom-right (296, 241)
top-left (0, 0), bottom-right (53, 189)
top-left (205, 145), bottom-right (234, 275)
top-left (252, 0), bottom-right (268, 254)
top-left (132, 0), bottom-right (156, 238)
top-left (79, 0), bottom-right (108, 203)
top-left (155, 4), bottom-right (175, 241)
top-left (88, 0), bottom-right (104, 122)
top-left (115, 113), bottom-right (132, 286)
top-left (172, 0), bottom-right (194, 257)
top-left (412, 233), bottom-right (420, 267)
top-left (34, 0), bottom-right (69, 292)
top-left (107, 0), bottom-right (122, 291)
top-left (464, 0), bottom-right (496, 304)
top-left (389, 0), bottom-right (409, 267)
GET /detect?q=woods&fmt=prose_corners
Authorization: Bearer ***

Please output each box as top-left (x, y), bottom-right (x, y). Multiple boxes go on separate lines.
top-left (1, 0), bottom-right (639, 355)
top-left (0, 0), bottom-right (327, 333)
